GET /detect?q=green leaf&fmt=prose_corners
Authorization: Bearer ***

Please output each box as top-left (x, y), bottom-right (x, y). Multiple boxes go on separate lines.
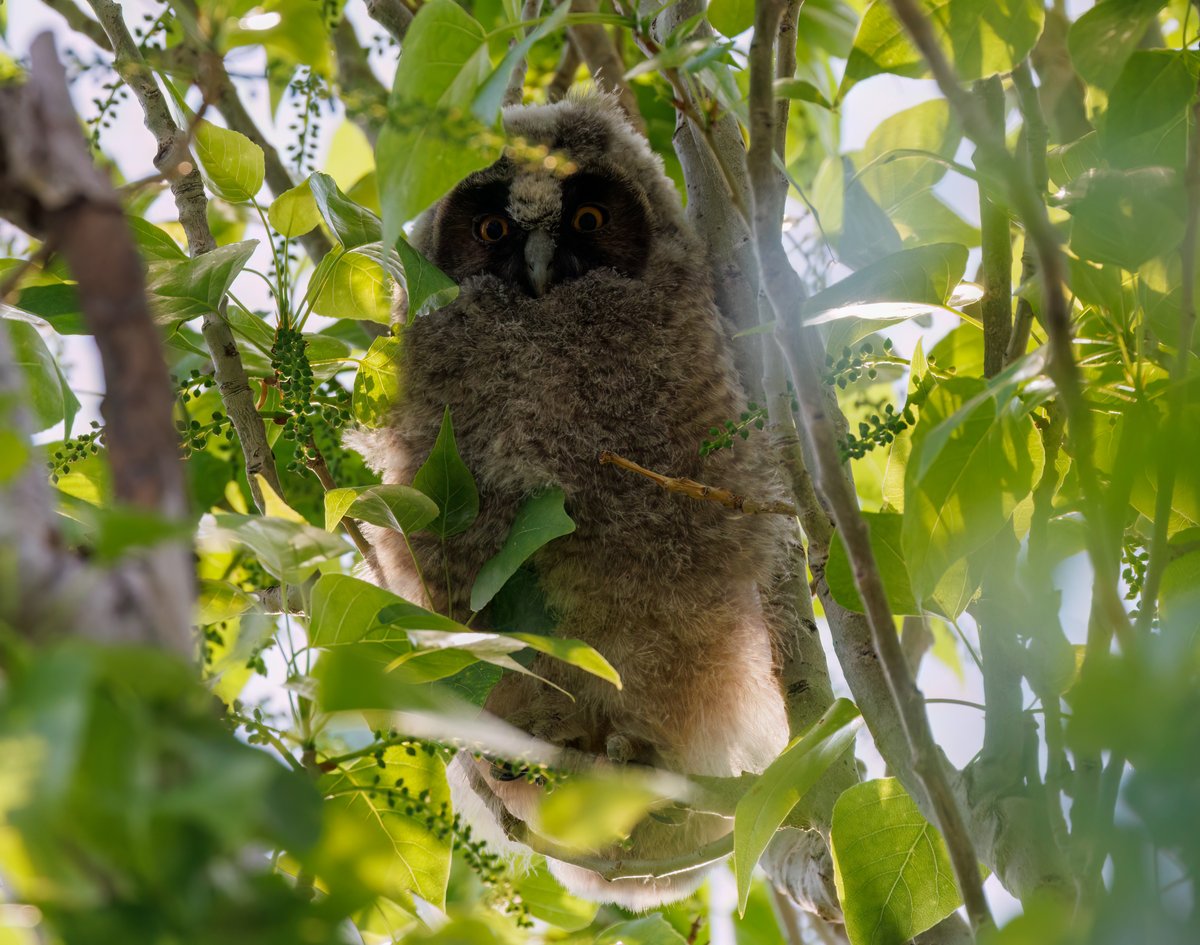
top-left (1067, 0), bottom-right (1167, 91)
top-left (595, 916), bottom-right (689, 945)
top-left (127, 217), bottom-right (188, 260)
top-left (831, 779), bottom-right (963, 945)
top-left (267, 178), bottom-right (322, 237)
top-left (514, 858), bottom-right (600, 931)
top-left (532, 771), bottom-right (664, 852)
top-left (902, 376), bottom-right (1044, 602)
top-left (733, 699), bottom-right (861, 913)
top-left (213, 513), bottom-right (348, 584)
top-left (826, 513), bottom-right (920, 616)
top-left (324, 484), bottom-right (439, 534)
top-left (352, 335), bottom-right (402, 428)
top-left (412, 406), bottom-right (479, 539)
top-left (308, 172), bottom-right (382, 249)
top-left (310, 249), bottom-right (392, 323)
top-left (842, 0), bottom-right (1044, 95)
top-left (3, 316), bottom-right (66, 432)
top-left (11, 283), bottom-right (85, 334)
top-left (193, 120), bottom-right (265, 203)
top-left (855, 99), bottom-right (961, 212)
top-left (1065, 168), bottom-right (1186, 271)
top-left (470, 488), bottom-right (576, 611)
top-left (804, 243), bottom-right (968, 317)
top-left (319, 746), bottom-right (452, 909)
top-left (377, 0), bottom-right (496, 249)
top-left (225, 0), bottom-right (333, 75)
top-left (507, 632), bottom-right (620, 689)
top-left (1102, 50), bottom-right (1196, 169)
top-left (145, 240), bottom-right (257, 323)
top-left (356, 238), bottom-right (460, 321)
top-left (473, 1), bottom-right (573, 121)
top-left (773, 77), bottom-right (834, 109)
top-left (708, 0), bottom-right (754, 37)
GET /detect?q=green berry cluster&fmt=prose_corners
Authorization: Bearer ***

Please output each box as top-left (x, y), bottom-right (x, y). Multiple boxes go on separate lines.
top-left (86, 6), bottom-right (171, 151)
top-left (200, 621), bottom-right (228, 669)
top-left (840, 401), bottom-right (917, 461)
top-left (701, 402), bottom-right (767, 456)
top-left (285, 68), bottom-right (330, 175)
top-left (48, 420), bottom-right (103, 482)
top-left (823, 337), bottom-right (898, 389)
top-left (1121, 537), bottom-right (1150, 619)
top-left (175, 369), bottom-right (235, 458)
top-left (309, 379), bottom-right (356, 478)
top-left (271, 327), bottom-right (317, 469)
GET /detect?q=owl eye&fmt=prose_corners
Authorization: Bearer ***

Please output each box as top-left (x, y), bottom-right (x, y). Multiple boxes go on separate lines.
top-left (572, 205), bottom-right (609, 233)
top-left (474, 214), bottom-right (510, 243)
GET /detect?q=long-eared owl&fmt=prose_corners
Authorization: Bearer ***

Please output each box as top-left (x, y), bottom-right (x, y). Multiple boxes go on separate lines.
top-left (353, 94), bottom-right (790, 908)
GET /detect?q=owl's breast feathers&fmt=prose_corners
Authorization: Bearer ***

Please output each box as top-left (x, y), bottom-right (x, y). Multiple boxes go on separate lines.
top-left (395, 264), bottom-right (782, 597)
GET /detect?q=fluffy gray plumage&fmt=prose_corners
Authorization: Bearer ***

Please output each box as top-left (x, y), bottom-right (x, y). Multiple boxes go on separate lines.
top-left (353, 94), bottom-right (789, 908)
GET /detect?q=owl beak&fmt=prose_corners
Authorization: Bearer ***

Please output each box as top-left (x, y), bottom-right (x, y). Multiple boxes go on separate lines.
top-left (524, 229), bottom-right (555, 297)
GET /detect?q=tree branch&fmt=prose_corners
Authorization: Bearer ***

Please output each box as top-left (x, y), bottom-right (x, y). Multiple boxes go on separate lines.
top-left (40, 0), bottom-right (113, 50)
top-left (570, 0), bottom-right (646, 133)
top-left (746, 0), bottom-right (992, 930)
top-left (503, 0), bottom-right (547, 107)
top-left (333, 17), bottom-right (388, 146)
top-left (1138, 77), bottom-right (1200, 633)
top-left (362, 0), bottom-right (414, 42)
top-left (0, 33), bottom-right (191, 655)
top-left (547, 34), bottom-right (583, 101)
top-left (86, 0), bottom-right (282, 514)
top-left (598, 450), bottom-right (798, 516)
top-left (974, 75), bottom-right (1012, 379)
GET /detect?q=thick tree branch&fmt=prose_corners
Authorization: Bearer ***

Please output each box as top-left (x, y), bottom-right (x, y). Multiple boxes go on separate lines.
top-left (362, 0), bottom-right (414, 42)
top-left (747, 0), bottom-right (992, 931)
top-left (570, 0), bottom-right (646, 133)
top-left (974, 76), bottom-right (1012, 379)
top-left (87, 0), bottom-right (282, 514)
top-left (0, 33), bottom-right (191, 655)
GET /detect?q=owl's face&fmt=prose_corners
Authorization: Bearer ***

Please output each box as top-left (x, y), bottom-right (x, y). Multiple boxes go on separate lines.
top-left (428, 160), bottom-right (653, 297)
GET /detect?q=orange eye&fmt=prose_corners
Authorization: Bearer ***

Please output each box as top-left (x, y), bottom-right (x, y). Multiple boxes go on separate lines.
top-left (475, 214), bottom-right (510, 243)
top-left (572, 204), bottom-right (608, 233)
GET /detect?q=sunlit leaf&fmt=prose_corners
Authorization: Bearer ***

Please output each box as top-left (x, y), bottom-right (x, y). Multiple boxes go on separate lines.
top-left (733, 699), bottom-right (861, 913)
top-left (1067, 0), bottom-right (1168, 91)
top-left (324, 484), bottom-right (439, 534)
top-left (352, 335), bottom-right (402, 428)
top-left (831, 779), bottom-right (963, 945)
top-left (826, 513), bottom-right (920, 616)
top-left (145, 240), bottom-right (257, 323)
top-left (194, 120), bottom-right (265, 203)
top-left (268, 178), bottom-right (322, 237)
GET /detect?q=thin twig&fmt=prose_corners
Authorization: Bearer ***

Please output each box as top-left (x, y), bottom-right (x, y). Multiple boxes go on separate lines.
top-left (548, 34), bottom-right (583, 101)
top-left (306, 440), bottom-right (373, 557)
top-left (598, 450), bottom-right (798, 516)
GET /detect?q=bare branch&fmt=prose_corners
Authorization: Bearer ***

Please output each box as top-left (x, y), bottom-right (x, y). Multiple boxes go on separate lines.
top-left (598, 450), bottom-right (798, 516)
top-left (746, 0), bottom-right (992, 930)
top-left (974, 75), bottom-right (1012, 378)
top-left (363, 0), bottom-right (414, 42)
top-left (503, 0), bottom-right (547, 107)
top-left (40, 0), bottom-right (113, 50)
top-left (87, 0), bottom-right (282, 514)
top-left (548, 35), bottom-right (583, 101)
top-left (305, 440), bottom-right (373, 558)
top-left (570, 0), bottom-right (646, 133)
top-left (0, 33), bottom-right (192, 655)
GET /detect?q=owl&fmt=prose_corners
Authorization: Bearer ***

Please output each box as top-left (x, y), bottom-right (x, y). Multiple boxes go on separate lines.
top-left (354, 94), bottom-right (790, 908)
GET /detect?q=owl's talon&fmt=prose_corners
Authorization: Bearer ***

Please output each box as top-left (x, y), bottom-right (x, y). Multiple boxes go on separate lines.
top-left (490, 760), bottom-right (528, 782)
top-left (606, 733), bottom-right (635, 764)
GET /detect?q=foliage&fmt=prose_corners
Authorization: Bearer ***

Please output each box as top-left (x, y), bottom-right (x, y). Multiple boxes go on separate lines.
top-left (1, 0), bottom-right (1199, 944)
